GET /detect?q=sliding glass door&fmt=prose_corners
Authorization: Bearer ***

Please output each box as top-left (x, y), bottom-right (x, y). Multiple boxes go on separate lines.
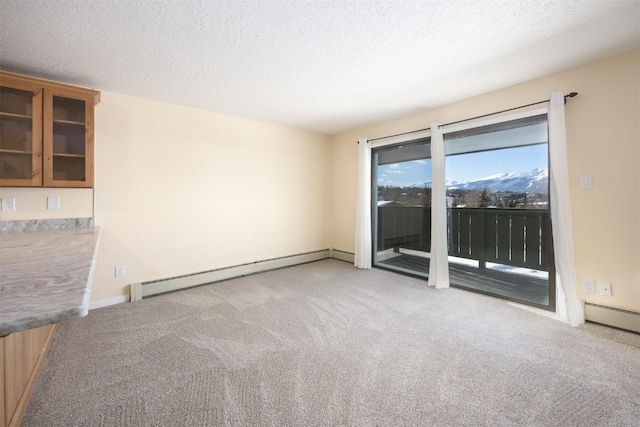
top-left (370, 115), bottom-right (555, 310)
top-left (372, 138), bottom-right (432, 277)
top-left (444, 116), bottom-right (554, 309)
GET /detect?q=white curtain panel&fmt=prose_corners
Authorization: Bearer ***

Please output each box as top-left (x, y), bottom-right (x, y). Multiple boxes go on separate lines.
top-left (428, 123), bottom-right (450, 289)
top-left (549, 92), bottom-right (585, 327)
top-left (354, 138), bottom-right (372, 269)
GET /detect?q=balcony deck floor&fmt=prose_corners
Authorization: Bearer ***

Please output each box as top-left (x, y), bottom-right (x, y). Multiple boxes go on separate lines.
top-left (377, 252), bottom-right (549, 306)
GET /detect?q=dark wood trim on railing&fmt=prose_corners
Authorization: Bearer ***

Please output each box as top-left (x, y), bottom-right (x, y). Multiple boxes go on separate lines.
top-left (377, 206), bottom-right (550, 272)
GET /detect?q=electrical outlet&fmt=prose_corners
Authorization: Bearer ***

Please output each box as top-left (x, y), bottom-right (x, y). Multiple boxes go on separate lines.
top-left (47, 196), bottom-right (60, 210)
top-left (599, 282), bottom-right (612, 296)
top-left (582, 279), bottom-right (595, 294)
top-left (115, 265), bottom-right (126, 278)
top-left (1, 197), bottom-right (16, 211)
top-left (580, 175), bottom-right (593, 189)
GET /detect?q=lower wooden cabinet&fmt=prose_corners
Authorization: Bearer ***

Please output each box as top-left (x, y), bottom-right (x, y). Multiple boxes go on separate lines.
top-left (1, 324), bottom-right (57, 427)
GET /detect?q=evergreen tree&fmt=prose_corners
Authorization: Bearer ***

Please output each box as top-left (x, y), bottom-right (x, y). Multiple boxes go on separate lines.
top-left (479, 187), bottom-right (491, 207)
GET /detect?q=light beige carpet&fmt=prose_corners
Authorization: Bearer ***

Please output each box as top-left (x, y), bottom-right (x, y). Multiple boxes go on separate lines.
top-left (24, 259), bottom-right (640, 426)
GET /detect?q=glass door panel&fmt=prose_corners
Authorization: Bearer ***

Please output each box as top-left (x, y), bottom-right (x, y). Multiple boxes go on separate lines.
top-left (0, 85), bottom-right (42, 185)
top-left (444, 116), bottom-right (554, 309)
top-left (52, 96), bottom-right (86, 182)
top-left (372, 139), bottom-right (432, 277)
top-left (43, 89), bottom-right (93, 187)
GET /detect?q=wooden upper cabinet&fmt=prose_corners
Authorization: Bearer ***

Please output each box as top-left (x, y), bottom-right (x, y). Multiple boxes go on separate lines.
top-left (0, 72), bottom-right (99, 188)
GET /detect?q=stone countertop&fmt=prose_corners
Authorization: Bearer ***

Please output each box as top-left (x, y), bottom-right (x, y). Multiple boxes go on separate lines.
top-left (0, 224), bottom-right (100, 336)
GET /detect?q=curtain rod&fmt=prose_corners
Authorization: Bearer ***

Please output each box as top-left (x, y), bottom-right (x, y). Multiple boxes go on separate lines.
top-left (360, 92), bottom-right (578, 143)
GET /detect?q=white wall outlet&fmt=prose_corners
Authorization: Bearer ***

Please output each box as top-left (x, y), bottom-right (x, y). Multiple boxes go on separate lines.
top-left (1, 197), bottom-right (16, 212)
top-left (599, 282), bottom-right (612, 296)
top-left (582, 279), bottom-right (595, 294)
top-left (311, 238), bottom-right (317, 246)
top-left (580, 175), bottom-right (593, 189)
top-left (47, 196), bottom-right (60, 210)
top-left (115, 265), bottom-right (126, 278)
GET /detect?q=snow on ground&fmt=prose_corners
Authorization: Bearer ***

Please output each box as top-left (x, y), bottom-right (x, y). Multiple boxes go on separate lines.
top-left (378, 248), bottom-right (548, 279)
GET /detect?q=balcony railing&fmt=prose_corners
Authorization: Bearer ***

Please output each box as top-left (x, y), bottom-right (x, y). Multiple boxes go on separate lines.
top-left (377, 206), bottom-right (550, 272)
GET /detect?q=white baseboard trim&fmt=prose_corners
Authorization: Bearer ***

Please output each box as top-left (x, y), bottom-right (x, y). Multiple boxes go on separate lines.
top-left (584, 302), bottom-right (640, 333)
top-left (330, 249), bottom-right (355, 263)
top-left (130, 249), bottom-right (342, 301)
top-left (89, 295), bottom-right (130, 310)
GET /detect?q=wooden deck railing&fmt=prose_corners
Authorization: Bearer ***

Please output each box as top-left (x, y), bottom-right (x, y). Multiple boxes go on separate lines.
top-left (377, 206), bottom-right (550, 271)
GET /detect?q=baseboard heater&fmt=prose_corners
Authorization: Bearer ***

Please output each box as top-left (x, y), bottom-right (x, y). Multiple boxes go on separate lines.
top-left (130, 248), bottom-right (355, 301)
top-left (584, 302), bottom-right (640, 333)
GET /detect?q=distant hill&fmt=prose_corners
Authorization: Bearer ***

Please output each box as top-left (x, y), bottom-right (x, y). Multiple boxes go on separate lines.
top-left (412, 167), bottom-right (549, 193)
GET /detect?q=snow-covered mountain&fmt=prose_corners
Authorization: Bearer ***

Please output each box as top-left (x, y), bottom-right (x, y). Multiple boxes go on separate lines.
top-left (413, 167), bottom-right (549, 193)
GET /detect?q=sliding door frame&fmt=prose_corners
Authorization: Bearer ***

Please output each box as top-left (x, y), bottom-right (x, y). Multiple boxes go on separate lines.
top-left (369, 107), bottom-right (557, 311)
top-left (442, 107), bottom-right (555, 311)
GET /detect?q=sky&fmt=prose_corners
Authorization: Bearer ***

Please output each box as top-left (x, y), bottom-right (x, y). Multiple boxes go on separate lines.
top-left (377, 144), bottom-right (548, 187)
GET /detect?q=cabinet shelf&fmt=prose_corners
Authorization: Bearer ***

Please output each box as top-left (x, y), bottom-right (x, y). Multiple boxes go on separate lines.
top-left (53, 153), bottom-right (85, 158)
top-left (0, 148), bottom-right (32, 155)
top-left (53, 118), bottom-right (85, 126)
top-left (0, 111), bottom-right (32, 121)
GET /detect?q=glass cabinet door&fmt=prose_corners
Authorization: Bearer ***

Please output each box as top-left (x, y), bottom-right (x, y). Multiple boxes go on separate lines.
top-left (0, 81), bottom-right (43, 186)
top-left (43, 89), bottom-right (94, 187)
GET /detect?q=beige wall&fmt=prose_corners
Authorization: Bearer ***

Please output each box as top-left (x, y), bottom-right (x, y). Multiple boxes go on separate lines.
top-left (90, 92), bottom-right (330, 301)
top-left (328, 50), bottom-right (640, 312)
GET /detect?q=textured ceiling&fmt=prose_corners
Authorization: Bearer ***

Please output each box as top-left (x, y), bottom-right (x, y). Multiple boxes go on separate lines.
top-left (1, 0), bottom-right (638, 135)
